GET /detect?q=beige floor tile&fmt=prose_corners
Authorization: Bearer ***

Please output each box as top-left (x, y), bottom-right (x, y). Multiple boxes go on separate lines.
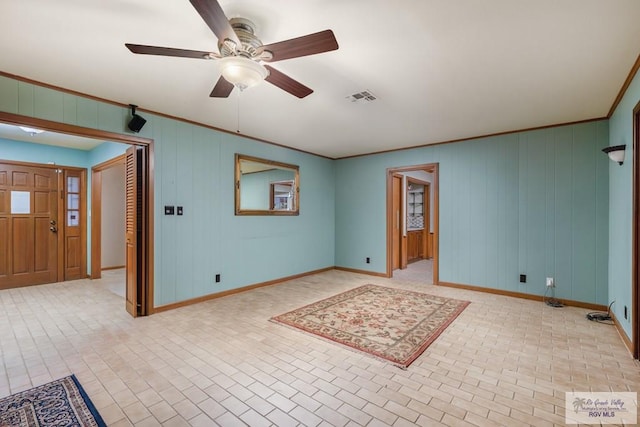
top-left (0, 265), bottom-right (638, 427)
top-left (161, 415), bottom-right (191, 427)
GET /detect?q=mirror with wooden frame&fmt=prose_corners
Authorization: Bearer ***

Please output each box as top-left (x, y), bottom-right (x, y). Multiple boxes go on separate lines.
top-left (235, 154), bottom-right (299, 215)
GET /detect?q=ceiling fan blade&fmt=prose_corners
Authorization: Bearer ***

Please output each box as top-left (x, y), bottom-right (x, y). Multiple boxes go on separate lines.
top-left (264, 65), bottom-right (313, 98)
top-left (260, 30), bottom-right (338, 62)
top-left (189, 0), bottom-right (241, 48)
top-left (126, 43), bottom-right (217, 59)
top-left (210, 76), bottom-right (234, 98)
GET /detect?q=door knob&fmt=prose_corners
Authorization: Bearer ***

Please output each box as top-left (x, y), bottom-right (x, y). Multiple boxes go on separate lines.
top-left (50, 226), bottom-right (57, 232)
top-left (50, 220), bottom-right (56, 225)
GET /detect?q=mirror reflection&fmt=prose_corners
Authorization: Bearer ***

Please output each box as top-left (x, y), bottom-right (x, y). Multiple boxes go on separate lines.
top-left (235, 154), bottom-right (299, 215)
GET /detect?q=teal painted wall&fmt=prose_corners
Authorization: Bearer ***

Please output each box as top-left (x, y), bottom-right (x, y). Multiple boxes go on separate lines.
top-left (608, 70), bottom-right (640, 338)
top-left (0, 136), bottom-right (128, 171)
top-left (0, 72), bottom-right (615, 310)
top-left (0, 75), bottom-right (335, 307)
top-left (88, 141), bottom-right (129, 166)
top-left (335, 121), bottom-right (610, 305)
top-left (149, 121), bottom-right (335, 305)
top-left (0, 137), bottom-right (88, 166)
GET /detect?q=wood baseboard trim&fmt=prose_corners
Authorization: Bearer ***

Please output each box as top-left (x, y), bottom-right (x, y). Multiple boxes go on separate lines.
top-left (153, 267), bottom-right (334, 313)
top-left (437, 281), bottom-right (608, 311)
top-left (101, 265), bottom-right (125, 271)
top-left (611, 311), bottom-right (634, 355)
top-left (334, 266), bottom-right (389, 278)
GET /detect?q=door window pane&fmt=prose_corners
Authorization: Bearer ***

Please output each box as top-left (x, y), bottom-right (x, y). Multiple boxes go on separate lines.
top-left (67, 210), bottom-right (79, 227)
top-left (67, 193), bottom-right (79, 210)
top-left (10, 191), bottom-right (30, 214)
top-left (67, 177), bottom-right (79, 193)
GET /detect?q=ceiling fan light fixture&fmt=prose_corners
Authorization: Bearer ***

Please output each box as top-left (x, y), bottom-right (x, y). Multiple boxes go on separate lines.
top-left (220, 56), bottom-right (267, 91)
top-left (18, 126), bottom-right (45, 135)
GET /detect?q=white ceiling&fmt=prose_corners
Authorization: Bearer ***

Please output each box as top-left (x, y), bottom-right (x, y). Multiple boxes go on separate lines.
top-left (2, 0), bottom-right (640, 158)
top-left (0, 123), bottom-right (105, 150)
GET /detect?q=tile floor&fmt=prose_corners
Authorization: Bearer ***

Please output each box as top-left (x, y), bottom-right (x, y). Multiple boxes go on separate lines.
top-left (0, 265), bottom-right (639, 426)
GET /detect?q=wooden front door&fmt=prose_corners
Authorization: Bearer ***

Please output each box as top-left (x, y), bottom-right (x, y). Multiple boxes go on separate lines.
top-left (125, 146), bottom-right (147, 317)
top-left (0, 162), bottom-right (59, 289)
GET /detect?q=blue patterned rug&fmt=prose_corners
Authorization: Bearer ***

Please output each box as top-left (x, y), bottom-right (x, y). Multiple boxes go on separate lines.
top-left (0, 375), bottom-right (106, 427)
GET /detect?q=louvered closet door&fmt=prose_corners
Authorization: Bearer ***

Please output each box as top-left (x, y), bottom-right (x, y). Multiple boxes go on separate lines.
top-left (125, 146), bottom-right (147, 317)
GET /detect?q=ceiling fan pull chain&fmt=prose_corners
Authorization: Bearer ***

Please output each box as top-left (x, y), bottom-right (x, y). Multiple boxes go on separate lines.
top-left (236, 90), bottom-right (241, 133)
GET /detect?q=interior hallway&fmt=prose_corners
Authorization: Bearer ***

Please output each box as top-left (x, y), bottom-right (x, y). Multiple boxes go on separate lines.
top-left (101, 268), bottom-right (126, 298)
top-left (0, 269), bottom-right (638, 426)
top-left (391, 260), bottom-right (433, 284)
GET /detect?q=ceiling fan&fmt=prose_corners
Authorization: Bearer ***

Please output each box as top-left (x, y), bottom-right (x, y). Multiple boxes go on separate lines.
top-left (125, 0), bottom-right (339, 99)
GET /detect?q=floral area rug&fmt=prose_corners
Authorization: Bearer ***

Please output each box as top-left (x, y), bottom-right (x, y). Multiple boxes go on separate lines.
top-left (0, 375), bottom-right (106, 427)
top-left (271, 284), bottom-right (470, 368)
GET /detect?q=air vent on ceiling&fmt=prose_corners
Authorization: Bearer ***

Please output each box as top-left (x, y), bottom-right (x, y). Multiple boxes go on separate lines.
top-left (346, 90), bottom-right (377, 103)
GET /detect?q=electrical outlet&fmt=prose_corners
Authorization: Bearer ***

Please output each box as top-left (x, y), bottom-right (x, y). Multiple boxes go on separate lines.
top-left (366, 257), bottom-right (370, 264)
top-left (519, 274), bottom-right (526, 283)
top-left (546, 277), bottom-right (554, 288)
top-left (215, 274), bottom-right (221, 283)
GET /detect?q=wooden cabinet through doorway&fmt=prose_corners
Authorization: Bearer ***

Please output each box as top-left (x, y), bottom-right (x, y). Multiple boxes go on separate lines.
top-left (407, 230), bottom-right (424, 262)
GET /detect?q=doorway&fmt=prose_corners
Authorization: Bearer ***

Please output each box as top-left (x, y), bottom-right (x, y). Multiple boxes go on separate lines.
top-left (91, 154), bottom-right (126, 279)
top-left (0, 161), bottom-right (87, 289)
top-left (386, 163), bottom-right (439, 283)
top-left (0, 111), bottom-right (154, 317)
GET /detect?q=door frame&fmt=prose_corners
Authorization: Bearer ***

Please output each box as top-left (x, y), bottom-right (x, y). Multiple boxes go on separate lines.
top-left (386, 163), bottom-right (439, 282)
top-left (632, 100), bottom-right (640, 358)
top-left (391, 173), bottom-right (404, 270)
top-left (0, 111), bottom-right (155, 315)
